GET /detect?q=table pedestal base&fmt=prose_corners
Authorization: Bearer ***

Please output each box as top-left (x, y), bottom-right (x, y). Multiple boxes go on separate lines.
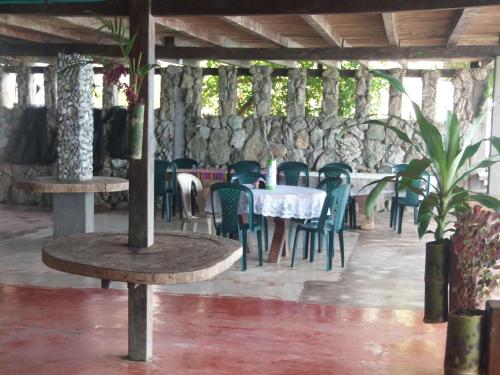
top-left (53, 193), bottom-right (94, 238)
top-left (128, 283), bottom-right (153, 362)
top-left (267, 218), bottom-right (290, 263)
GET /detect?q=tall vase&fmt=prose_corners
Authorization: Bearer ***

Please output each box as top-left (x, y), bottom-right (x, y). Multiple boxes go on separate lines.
top-left (128, 103), bottom-right (145, 160)
top-left (444, 311), bottom-right (485, 375)
top-left (424, 239), bottom-right (450, 323)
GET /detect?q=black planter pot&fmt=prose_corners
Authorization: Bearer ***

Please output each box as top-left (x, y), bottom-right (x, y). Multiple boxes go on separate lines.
top-left (444, 310), bottom-right (485, 375)
top-left (424, 239), bottom-right (450, 323)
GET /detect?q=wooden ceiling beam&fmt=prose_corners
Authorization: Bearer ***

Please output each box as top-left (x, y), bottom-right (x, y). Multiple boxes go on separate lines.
top-left (1, 0), bottom-right (500, 16)
top-left (300, 15), bottom-right (347, 47)
top-left (447, 8), bottom-right (481, 46)
top-left (382, 13), bottom-right (399, 47)
top-left (3, 44), bottom-right (500, 60)
top-left (151, 0), bottom-right (500, 16)
top-left (0, 24), bottom-right (67, 44)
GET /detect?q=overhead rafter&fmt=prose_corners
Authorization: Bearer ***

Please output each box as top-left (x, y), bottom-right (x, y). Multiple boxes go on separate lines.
top-left (3, 44), bottom-right (500, 60)
top-left (300, 15), bottom-right (347, 47)
top-left (0, 15), bottom-right (113, 44)
top-left (0, 24), bottom-right (67, 44)
top-left (382, 13), bottom-right (399, 46)
top-left (2, 0), bottom-right (500, 16)
top-left (447, 7), bottom-right (481, 46)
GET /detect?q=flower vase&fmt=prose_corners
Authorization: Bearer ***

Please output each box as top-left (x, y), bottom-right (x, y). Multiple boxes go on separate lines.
top-left (128, 103), bottom-right (145, 160)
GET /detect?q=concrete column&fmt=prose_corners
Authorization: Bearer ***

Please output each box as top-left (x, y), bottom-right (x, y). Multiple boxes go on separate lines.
top-left (56, 53), bottom-right (94, 181)
top-left (421, 70), bottom-right (440, 121)
top-left (286, 68), bottom-right (306, 118)
top-left (128, 283), bottom-right (153, 361)
top-left (355, 69), bottom-right (371, 120)
top-left (488, 57), bottom-right (500, 196)
top-left (53, 193), bottom-right (94, 237)
top-left (16, 65), bottom-right (31, 107)
top-left (0, 67), bottom-right (10, 107)
top-left (102, 81), bottom-right (119, 113)
top-left (218, 66), bottom-right (237, 117)
top-left (322, 68), bottom-right (339, 117)
top-left (250, 65), bottom-right (273, 117)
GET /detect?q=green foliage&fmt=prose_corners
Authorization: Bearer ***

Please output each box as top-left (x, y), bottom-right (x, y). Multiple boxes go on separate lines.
top-left (364, 69), bottom-right (500, 241)
top-left (370, 77), bottom-right (389, 116)
top-left (338, 61), bottom-right (360, 118)
top-left (271, 76), bottom-right (288, 116)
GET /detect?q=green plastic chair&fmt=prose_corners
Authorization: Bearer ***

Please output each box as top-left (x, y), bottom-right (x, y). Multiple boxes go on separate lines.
top-left (319, 165), bottom-right (356, 229)
top-left (210, 183), bottom-right (265, 271)
top-left (230, 172), bottom-right (265, 184)
top-left (323, 162), bottom-right (353, 173)
top-left (395, 171), bottom-right (430, 234)
top-left (227, 161), bottom-right (261, 179)
top-left (316, 177), bottom-right (343, 193)
top-left (154, 160), bottom-right (177, 222)
top-left (277, 161), bottom-right (309, 187)
top-left (291, 183), bottom-right (351, 271)
top-left (389, 163), bottom-right (409, 228)
top-left (172, 158), bottom-right (199, 169)
top-left (231, 173), bottom-right (269, 252)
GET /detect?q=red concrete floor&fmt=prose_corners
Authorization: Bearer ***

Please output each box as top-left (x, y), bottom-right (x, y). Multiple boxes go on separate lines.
top-left (0, 285), bottom-right (446, 375)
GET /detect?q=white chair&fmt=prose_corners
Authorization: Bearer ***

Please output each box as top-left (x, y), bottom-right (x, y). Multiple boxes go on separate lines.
top-left (176, 173), bottom-right (214, 234)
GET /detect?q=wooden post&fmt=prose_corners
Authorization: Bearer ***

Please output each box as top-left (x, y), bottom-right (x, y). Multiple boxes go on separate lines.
top-left (128, 283), bottom-right (153, 361)
top-left (128, 0), bottom-right (155, 247)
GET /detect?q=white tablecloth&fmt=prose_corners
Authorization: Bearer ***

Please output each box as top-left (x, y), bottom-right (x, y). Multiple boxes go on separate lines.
top-left (209, 185), bottom-right (326, 220)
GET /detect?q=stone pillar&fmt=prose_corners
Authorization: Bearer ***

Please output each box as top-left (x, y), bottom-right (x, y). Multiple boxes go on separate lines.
top-left (322, 68), bottom-right (339, 117)
top-left (56, 53), bottom-right (94, 181)
top-left (388, 69), bottom-right (405, 118)
top-left (181, 66), bottom-right (202, 142)
top-left (250, 65), bottom-right (273, 117)
top-left (218, 66), bottom-right (237, 117)
top-left (102, 81), bottom-right (119, 113)
top-left (16, 65), bottom-right (31, 107)
top-left (44, 65), bottom-right (58, 132)
top-left (286, 68), bottom-right (306, 118)
top-left (421, 70), bottom-right (440, 121)
top-left (158, 66), bottom-right (181, 160)
top-left (452, 69), bottom-right (475, 126)
top-left (355, 69), bottom-right (371, 120)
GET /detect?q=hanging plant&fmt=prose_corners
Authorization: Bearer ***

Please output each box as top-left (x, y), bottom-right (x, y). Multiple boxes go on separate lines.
top-left (60, 17), bottom-right (158, 159)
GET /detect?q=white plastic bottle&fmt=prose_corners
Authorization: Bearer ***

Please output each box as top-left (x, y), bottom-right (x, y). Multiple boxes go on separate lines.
top-left (265, 159), bottom-right (277, 190)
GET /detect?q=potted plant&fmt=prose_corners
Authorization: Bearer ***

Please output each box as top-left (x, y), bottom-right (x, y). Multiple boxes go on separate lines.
top-left (60, 17), bottom-right (158, 159)
top-left (445, 206), bottom-right (500, 375)
top-left (364, 70), bottom-right (500, 323)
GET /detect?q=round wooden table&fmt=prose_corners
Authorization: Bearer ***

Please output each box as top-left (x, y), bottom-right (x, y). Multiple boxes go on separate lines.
top-left (17, 176), bottom-right (129, 238)
top-left (42, 231), bottom-right (242, 362)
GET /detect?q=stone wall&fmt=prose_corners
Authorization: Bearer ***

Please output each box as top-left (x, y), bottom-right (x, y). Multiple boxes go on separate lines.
top-left (0, 63), bottom-right (490, 207)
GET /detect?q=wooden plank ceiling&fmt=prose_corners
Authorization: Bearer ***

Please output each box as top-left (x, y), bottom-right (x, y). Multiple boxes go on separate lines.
top-left (1, 5), bottom-right (500, 61)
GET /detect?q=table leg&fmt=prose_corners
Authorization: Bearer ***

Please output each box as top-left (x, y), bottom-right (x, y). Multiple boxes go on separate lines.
top-left (356, 195), bottom-right (375, 230)
top-left (128, 283), bottom-right (153, 362)
top-left (267, 218), bottom-right (289, 263)
top-left (52, 192), bottom-right (94, 238)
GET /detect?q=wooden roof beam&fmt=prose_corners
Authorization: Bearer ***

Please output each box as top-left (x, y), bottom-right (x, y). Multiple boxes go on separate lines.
top-left (3, 0), bottom-right (500, 16)
top-left (300, 15), bottom-right (347, 47)
top-left (3, 44), bottom-right (500, 60)
top-left (382, 13), bottom-right (399, 47)
top-left (0, 24), bottom-right (68, 44)
top-left (447, 8), bottom-right (481, 46)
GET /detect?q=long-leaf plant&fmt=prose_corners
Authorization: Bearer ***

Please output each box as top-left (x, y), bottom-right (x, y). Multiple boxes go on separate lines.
top-left (363, 70), bottom-right (500, 242)
top-left (59, 17), bottom-right (158, 109)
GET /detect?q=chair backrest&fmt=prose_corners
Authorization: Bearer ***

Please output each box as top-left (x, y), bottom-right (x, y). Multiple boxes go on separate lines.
top-left (210, 183), bottom-right (255, 233)
top-left (318, 165), bottom-right (350, 184)
top-left (323, 162), bottom-right (353, 173)
top-left (154, 160), bottom-right (176, 196)
top-left (277, 161), bottom-right (309, 187)
top-left (391, 163), bottom-right (408, 174)
top-left (316, 177), bottom-right (342, 194)
top-left (228, 161), bottom-right (261, 178)
top-left (177, 173), bottom-right (204, 218)
top-left (332, 184), bottom-right (352, 232)
top-left (316, 185), bottom-right (340, 231)
top-left (421, 170), bottom-right (431, 196)
top-left (173, 158), bottom-right (199, 169)
top-left (231, 172), bottom-right (264, 185)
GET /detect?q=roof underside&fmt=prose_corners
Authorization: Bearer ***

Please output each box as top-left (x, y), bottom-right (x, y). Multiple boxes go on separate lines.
top-left (2, 4), bottom-right (500, 62)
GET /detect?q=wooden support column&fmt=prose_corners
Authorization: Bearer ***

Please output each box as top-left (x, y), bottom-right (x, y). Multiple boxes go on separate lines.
top-left (488, 57), bottom-right (500, 196)
top-left (128, 0), bottom-right (155, 247)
